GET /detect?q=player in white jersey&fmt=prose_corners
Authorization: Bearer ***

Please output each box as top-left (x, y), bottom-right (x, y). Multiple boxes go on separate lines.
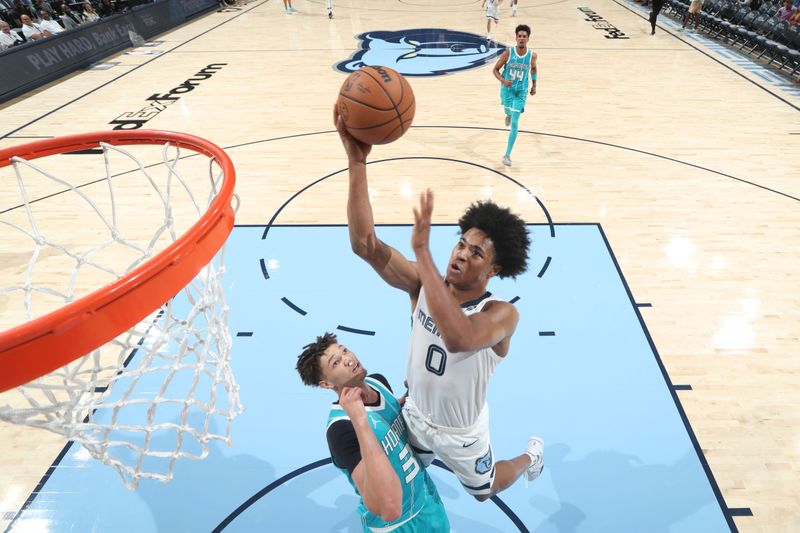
top-left (482, 0), bottom-right (501, 39)
top-left (334, 105), bottom-right (545, 501)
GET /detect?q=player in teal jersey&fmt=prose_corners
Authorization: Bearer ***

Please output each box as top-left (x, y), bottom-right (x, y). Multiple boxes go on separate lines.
top-left (493, 24), bottom-right (538, 167)
top-left (296, 332), bottom-right (450, 532)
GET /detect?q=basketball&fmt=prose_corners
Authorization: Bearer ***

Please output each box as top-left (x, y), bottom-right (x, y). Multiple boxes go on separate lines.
top-left (336, 66), bottom-right (416, 145)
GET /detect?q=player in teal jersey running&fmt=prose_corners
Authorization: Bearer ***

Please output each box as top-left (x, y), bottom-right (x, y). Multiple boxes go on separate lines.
top-left (493, 24), bottom-right (537, 167)
top-left (296, 332), bottom-right (450, 532)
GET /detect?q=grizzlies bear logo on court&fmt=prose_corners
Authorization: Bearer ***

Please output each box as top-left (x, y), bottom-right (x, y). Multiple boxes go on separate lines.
top-left (335, 29), bottom-right (506, 77)
top-left (475, 449), bottom-right (493, 475)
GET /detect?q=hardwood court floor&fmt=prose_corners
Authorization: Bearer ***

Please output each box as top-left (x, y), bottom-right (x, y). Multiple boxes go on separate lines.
top-left (1, 0), bottom-right (799, 530)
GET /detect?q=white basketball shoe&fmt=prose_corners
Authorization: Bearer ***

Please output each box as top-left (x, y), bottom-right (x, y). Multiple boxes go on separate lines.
top-left (525, 437), bottom-right (544, 482)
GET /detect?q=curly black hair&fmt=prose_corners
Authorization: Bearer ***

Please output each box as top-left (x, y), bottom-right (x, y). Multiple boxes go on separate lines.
top-left (516, 24), bottom-right (531, 37)
top-left (458, 200), bottom-right (531, 279)
top-left (296, 332), bottom-right (337, 387)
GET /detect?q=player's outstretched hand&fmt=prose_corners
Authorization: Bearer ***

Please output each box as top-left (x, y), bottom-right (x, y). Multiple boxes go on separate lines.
top-left (334, 103), bottom-right (372, 165)
top-left (412, 189), bottom-right (434, 255)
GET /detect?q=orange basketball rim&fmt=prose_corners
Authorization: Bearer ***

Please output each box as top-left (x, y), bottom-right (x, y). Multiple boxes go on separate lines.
top-left (0, 130), bottom-right (236, 393)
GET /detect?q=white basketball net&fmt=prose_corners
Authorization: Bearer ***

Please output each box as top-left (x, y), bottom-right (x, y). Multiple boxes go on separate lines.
top-left (0, 141), bottom-right (242, 489)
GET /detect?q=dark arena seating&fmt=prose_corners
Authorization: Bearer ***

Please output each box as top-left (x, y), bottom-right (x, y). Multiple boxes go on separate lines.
top-left (0, 0), bottom-right (220, 103)
top-left (657, 0), bottom-right (800, 77)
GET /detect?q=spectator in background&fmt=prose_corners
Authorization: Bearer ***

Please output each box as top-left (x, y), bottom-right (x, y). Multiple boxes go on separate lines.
top-left (37, 10), bottom-right (62, 32)
top-left (32, 0), bottom-right (56, 17)
top-left (0, 6), bottom-right (14, 25)
top-left (9, 0), bottom-right (35, 25)
top-left (679, 0), bottom-right (702, 31)
top-left (58, 2), bottom-right (81, 26)
top-left (649, 0), bottom-right (664, 34)
top-left (81, 1), bottom-right (98, 21)
top-left (97, 0), bottom-right (118, 17)
top-left (0, 19), bottom-right (24, 50)
top-left (789, 7), bottom-right (800, 23)
top-left (20, 13), bottom-right (52, 39)
top-left (777, 0), bottom-right (796, 20)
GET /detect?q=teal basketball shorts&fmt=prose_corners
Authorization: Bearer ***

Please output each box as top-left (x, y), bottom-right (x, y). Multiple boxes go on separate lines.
top-left (501, 85), bottom-right (527, 114)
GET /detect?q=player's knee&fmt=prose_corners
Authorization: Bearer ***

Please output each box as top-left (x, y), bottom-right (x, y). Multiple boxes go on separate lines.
top-left (474, 493), bottom-right (491, 502)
